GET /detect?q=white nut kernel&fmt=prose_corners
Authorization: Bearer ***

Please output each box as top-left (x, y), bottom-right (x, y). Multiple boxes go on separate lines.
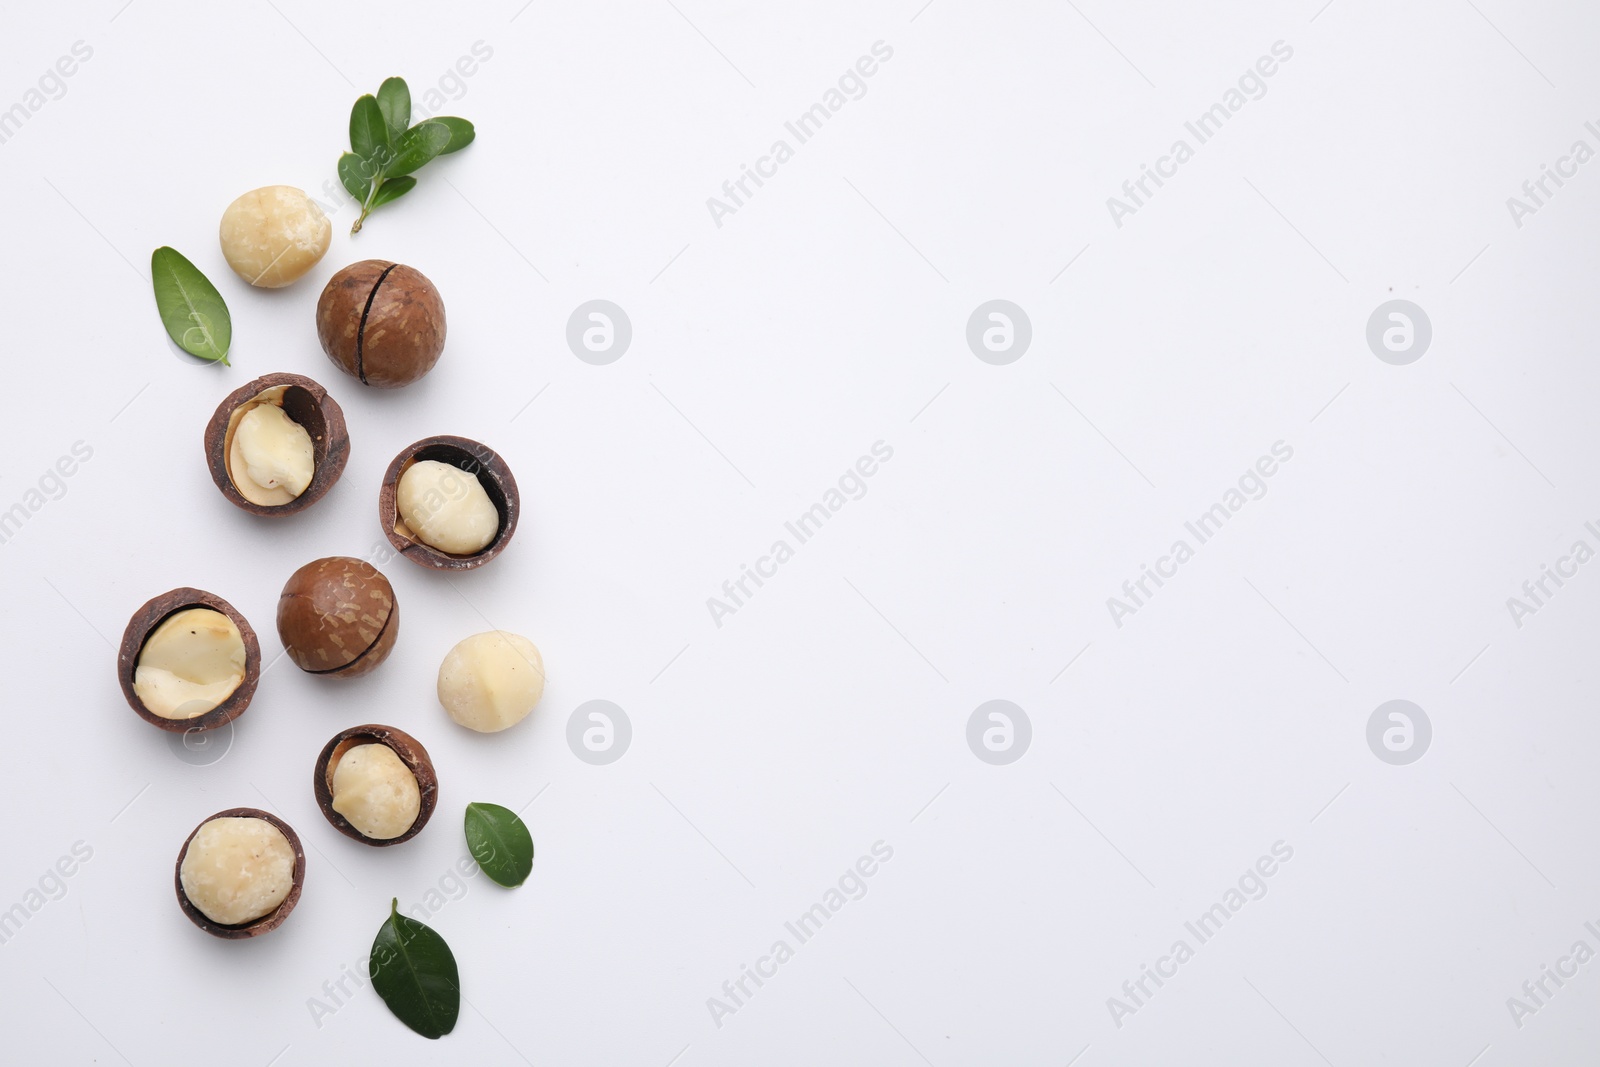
top-left (180, 817), bottom-right (294, 926)
top-left (133, 608), bottom-right (246, 719)
top-left (218, 185), bottom-right (331, 288)
top-left (330, 744), bottom-right (421, 840)
top-left (229, 403), bottom-right (314, 506)
top-left (436, 631), bottom-right (545, 733)
top-left (396, 460), bottom-right (499, 555)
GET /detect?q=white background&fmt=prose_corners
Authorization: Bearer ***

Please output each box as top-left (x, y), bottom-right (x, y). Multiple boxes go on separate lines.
top-left (1, 0), bottom-right (1597, 1064)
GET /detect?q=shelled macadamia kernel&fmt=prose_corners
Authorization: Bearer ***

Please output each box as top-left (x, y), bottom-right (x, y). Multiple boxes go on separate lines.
top-left (396, 459), bottom-right (499, 555)
top-left (436, 631), bottom-right (545, 733)
top-left (329, 744), bottom-right (422, 840)
top-left (219, 186), bottom-right (331, 288)
top-left (132, 608), bottom-right (246, 720)
top-left (179, 816), bottom-right (296, 926)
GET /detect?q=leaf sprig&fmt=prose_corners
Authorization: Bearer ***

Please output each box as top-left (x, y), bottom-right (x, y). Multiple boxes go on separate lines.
top-left (339, 77), bottom-right (475, 234)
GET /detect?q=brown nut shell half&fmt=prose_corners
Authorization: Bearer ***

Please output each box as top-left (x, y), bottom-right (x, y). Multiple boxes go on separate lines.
top-left (174, 807), bottom-right (305, 939)
top-left (276, 557), bottom-right (400, 677)
top-left (203, 372), bottom-right (350, 517)
top-left (312, 725), bottom-right (437, 846)
top-left (316, 260), bottom-right (446, 388)
top-left (118, 588), bottom-right (260, 733)
top-left (378, 436), bottom-right (520, 571)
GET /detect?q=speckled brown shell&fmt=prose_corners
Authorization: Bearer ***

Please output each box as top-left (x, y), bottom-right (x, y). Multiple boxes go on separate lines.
top-left (202, 372), bottom-right (350, 517)
top-left (312, 725), bottom-right (437, 846)
top-left (315, 260), bottom-right (445, 388)
top-left (175, 808), bottom-right (305, 939)
top-left (118, 588), bottom-right (260, 733)
top-left (276, 557), bottom-right (399, 677)
top-left (377, 436), bottom-right (520, 571)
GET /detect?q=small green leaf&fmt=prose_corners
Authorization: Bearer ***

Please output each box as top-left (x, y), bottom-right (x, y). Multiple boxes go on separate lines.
top-left (349, 94), bottom-right (391, 163)
top-left (384, 121), bottom-right (452, 179)
top-left (464, 803), bottom-right (534, 888)
top-left (430, 116), bottom-right (475, 154)
top-left (150, 247), bottom-right (231, 365)
top-left (337, 152), bottom-right (372, 201)
top-left (377, 77), bottom-right (411, 138)
top-left (369, 899), bottom-right (459, 1040)
top-left (371, 175), bottom-right (417, 209)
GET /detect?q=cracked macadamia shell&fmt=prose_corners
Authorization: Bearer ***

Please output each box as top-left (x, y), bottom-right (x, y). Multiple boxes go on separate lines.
top-left (316, 260), bottom-right (446, 388)
top-left (378, 437), bottom-right (520, 570)
top-left (219, 186), bottom-right (331, 288)
top-left (119, 588), bottom-right (260, 733)
top-left (276, 557), bottom-right (399, 677)
top-left (313, 726), bottom-right (437, 846)
top-left (204, 373), bottom-right (350, 518)
top-left (174, 808), bottom-right (304, 939)
top-left (437, 631), bottom-right (545, 733)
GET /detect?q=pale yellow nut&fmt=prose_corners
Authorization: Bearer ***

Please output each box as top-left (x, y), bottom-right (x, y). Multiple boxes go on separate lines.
top-left (330, 744), bottom-right (420, 840)
top-left (397, 460), bottom-right (499, 555)
top-left (437, 631), bottom-right (545, 733)
top-left (229, 403), bottom-right (314, 506)
top-left (180, 817), bottom-right (295, 926)
top-left (218, 185), bottom-right (331, 288)
top-left (133, 608), bottom-right (245, 719)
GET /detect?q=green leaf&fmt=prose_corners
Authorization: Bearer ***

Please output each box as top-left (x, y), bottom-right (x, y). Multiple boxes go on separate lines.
top-left (384, 121), bottom-right (452, 179)
top-left (150, 247), bottom-right (231, 365)
top-left (377, 77), bottom-right (411, 138)
top-left (430, 116), bottom-right (475, 154)
top-left (464, 803), bottom-right (534, 888)
top-left (349, 94), bottom-right (391, 163)
top-left (369, 899), bottom-right (459, 1040)
top-left (337, 151), bottom-right (372, 201)
top-left (371, 175), bottom-right (417, 209)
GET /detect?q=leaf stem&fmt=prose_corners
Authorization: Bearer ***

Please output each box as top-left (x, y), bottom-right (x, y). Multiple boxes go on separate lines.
top-left (352, 172), bottom-right (383, 235)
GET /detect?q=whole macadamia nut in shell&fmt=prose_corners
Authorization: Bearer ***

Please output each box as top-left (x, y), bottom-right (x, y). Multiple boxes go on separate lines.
top-left (218, 186), bottom-right (332, 288)
top-left (276, 557), bottom-right (399, 677)
top-left (316, 260), bottom-right (446, 388)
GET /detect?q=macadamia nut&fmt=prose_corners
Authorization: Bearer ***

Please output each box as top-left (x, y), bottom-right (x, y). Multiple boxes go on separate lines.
top-left (436, 631), bottom-right (545, 733)
top-left (133, 608), bottom-right (246, 719)
top-left (219, 186), bottom-right (331, 288)
top-left (179, 817), bottom-right (295, 926)
top-left (229, 403), bottom-right (314, 506)
top-left (330, 744), bottom-right (421, 840)
top-left (396, 460), bottom-right (499, 555)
